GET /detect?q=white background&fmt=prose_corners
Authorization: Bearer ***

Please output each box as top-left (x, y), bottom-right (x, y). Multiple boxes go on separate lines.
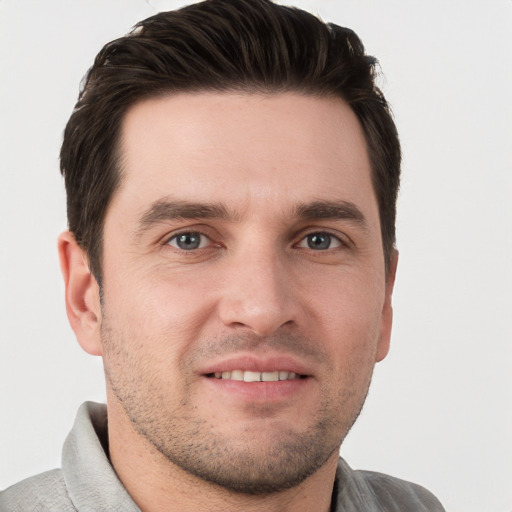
top-left (1, 1), bottom-right (511, 511)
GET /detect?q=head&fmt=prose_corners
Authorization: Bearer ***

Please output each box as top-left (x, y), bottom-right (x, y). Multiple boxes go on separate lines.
top-left (59, 0), bottom-right (401, 499)
top-left (60, 0), bottom-right (400, 286)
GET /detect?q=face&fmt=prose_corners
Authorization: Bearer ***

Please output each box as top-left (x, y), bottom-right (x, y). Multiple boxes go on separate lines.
top-left (96, 93), bottom-right (395, 493)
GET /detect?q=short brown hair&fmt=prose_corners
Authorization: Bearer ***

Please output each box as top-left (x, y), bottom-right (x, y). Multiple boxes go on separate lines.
top-left (61, 0), bottom-right (401, 284)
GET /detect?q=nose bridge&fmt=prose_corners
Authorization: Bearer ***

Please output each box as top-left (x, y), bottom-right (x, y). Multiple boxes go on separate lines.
top-left (218, 239), bottom-right (296, 336)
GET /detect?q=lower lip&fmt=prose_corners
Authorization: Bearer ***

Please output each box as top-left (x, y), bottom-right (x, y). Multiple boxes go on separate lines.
top-left (202, 376), bottom-right (310, 402)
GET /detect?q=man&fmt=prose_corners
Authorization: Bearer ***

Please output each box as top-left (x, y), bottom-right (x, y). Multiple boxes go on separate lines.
top-left (0, 0), bottom-right (445, 510)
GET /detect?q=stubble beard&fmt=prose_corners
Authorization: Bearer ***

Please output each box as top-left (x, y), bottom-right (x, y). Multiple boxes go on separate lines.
top-left (101, 319), bottom-right (373, 496)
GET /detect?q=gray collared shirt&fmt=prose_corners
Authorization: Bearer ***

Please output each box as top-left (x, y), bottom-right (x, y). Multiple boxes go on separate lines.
top-left (0, 402), bottom-right (445, 511)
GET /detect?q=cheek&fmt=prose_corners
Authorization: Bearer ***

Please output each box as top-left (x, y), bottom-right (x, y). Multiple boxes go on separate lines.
top-left (102, 267), bottom-right (218, 360)
top-left (307, 267), bottom-right (385, 335)
top-left (306, 270), bottom-right (386, 381)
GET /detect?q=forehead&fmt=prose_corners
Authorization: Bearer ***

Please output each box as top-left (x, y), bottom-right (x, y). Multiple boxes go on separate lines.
top-left (114, 92), bottom-right (377, 223)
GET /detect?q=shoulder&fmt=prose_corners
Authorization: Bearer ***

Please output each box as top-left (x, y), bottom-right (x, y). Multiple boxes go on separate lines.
top-left (335, 458), bottom-right (445, 511)
top-left (357, 469), bottom-right (445, 511)
top-left (0, 469), bottom-right (76, 512)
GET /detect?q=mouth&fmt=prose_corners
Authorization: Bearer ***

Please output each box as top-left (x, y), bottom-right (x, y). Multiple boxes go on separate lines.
top-left (205, 370), bottom-right (307, 382)
top-left (199, 354), bottom-right (313, 403)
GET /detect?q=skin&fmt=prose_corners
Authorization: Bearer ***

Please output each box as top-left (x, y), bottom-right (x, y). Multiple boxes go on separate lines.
top-left (59, 92), bottom-right (397, 512)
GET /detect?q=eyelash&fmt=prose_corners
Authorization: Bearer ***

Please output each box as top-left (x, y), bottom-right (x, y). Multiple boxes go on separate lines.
top-left (296, 231), bottom-right (345, 251)
top-left (166, 231), bottom-right (213, 251)
top-left (164, 229), bottom-right (348, 252)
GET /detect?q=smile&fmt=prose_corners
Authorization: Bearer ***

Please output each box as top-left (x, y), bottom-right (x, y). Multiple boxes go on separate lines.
top-left (207, 370), bottom-right (306, 382)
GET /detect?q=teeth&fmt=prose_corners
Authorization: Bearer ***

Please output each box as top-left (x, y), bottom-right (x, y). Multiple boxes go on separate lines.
top-left (244, 371), bottom-right (261, 382)
top-left (231, 370), bottom-right (244, 381)
top-left (213, 370), bottom-right (300, 381)
top-left (262, 371), bottom-right (279, 382)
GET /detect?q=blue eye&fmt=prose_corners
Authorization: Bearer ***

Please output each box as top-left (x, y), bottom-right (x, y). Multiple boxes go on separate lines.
top-left (168, 232), bottom-right (209, 250)
top-left (298, 232), bottom-right (342, 250)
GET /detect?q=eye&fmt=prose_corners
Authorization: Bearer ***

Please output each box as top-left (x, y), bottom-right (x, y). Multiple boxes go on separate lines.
top-left (167, 232), bottom-right (211, 250)
top-left (296, 232), bottom-right (342, 251)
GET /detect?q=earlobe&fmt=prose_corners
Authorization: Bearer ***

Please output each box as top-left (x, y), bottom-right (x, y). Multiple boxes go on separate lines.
top-left (375, 249), bottom-right (399, 362)
top-left (58, 231), bottom-right (103, 356)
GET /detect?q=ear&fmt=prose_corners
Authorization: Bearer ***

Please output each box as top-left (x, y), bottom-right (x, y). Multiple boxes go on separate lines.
top-left (375, 249), bottom-right (399, 362)
top-left (58, 231), bottom-right (103, 356)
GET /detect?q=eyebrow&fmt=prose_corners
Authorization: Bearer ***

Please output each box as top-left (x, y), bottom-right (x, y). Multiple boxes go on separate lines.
top-left (136, 198), bottom-right (237, 236)
top-left (135, 197), bottom-right (367, 237)
top-left (294, 200), bottom-right (367, 226)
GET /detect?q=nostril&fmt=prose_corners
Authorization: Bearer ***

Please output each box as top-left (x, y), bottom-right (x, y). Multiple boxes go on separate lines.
top-left (218, 284), bottom-right (298, 337)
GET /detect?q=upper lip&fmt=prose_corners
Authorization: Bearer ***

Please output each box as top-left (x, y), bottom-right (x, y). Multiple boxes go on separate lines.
top-left (198, 353), bottom-right (312, 377)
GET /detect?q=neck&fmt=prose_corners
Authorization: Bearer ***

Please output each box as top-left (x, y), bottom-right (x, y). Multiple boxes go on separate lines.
top-left (107, 397), bottom-right (338, 512)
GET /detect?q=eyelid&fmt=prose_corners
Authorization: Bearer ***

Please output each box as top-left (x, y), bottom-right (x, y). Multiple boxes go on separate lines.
top-left (160, 226), bottom-right (351, 251)
top-left (166, 231), bottom-right (213, 250)
top-left (158, 223), bottom-right (217, 244)
top-left (294, 228), bottom-right (350, 249)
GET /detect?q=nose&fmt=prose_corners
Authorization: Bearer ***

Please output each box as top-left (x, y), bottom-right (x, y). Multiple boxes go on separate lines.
top-left (218, 246), bottom-right (299, 336)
